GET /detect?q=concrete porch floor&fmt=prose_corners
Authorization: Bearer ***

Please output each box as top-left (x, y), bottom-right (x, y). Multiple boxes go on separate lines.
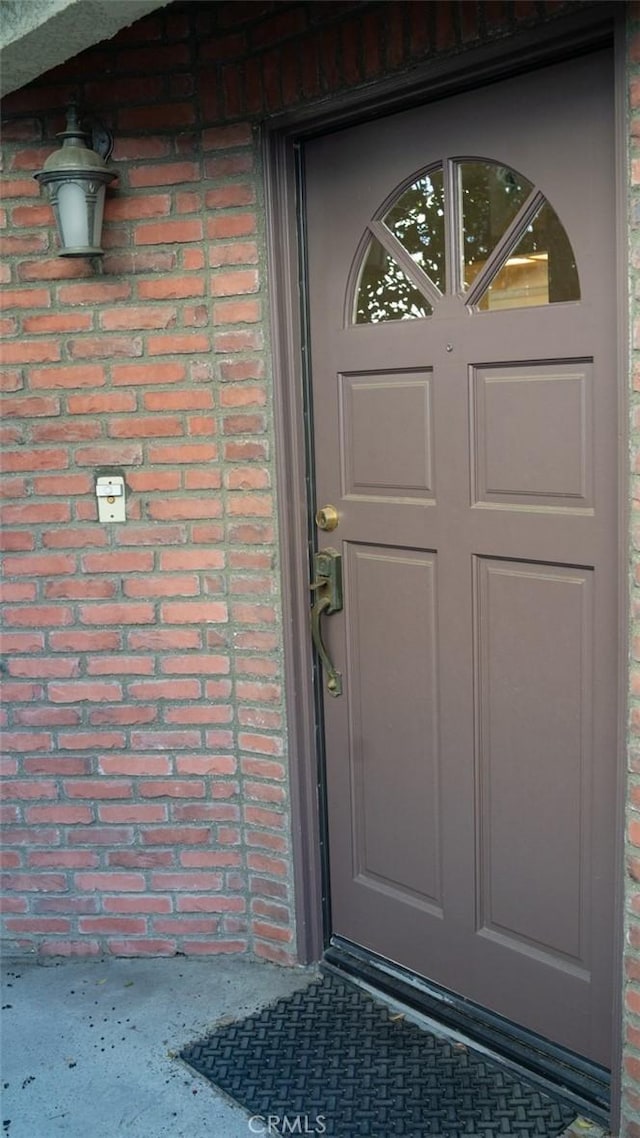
top-left (0, 955), bottom-right (609, 1138)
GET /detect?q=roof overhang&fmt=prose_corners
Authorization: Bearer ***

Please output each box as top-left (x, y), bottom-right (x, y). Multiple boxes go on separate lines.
top-left (0, 0), bottom-right (172, 98)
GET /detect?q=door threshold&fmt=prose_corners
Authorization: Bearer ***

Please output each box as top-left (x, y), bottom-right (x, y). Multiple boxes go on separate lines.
top-left (323, 936), bottom-right (610, 1127)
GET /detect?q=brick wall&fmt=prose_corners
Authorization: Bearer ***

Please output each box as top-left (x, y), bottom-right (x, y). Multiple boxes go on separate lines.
top-left (0, 0), bottom-right (605, 967)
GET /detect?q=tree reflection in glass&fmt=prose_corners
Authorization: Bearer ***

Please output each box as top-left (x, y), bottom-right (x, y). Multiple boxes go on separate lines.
top-left (355, 238), bottom-right (433, 324)
top-left (385, 168), bottom-right (446, 290)
top-left (460, 162), bottom-right (532, 290)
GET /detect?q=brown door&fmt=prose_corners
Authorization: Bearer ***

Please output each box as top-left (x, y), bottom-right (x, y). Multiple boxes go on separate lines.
top-left (304, 52), bottom-right (616, 1066)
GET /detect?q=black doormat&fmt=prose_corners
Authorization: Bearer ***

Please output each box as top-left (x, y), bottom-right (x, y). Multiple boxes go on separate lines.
top-left (180, 972), bottom-right (578, 1137)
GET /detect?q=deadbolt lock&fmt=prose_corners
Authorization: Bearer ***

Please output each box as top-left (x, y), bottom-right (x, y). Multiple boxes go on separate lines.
top-left (315, 504), bottom-right (339, 532)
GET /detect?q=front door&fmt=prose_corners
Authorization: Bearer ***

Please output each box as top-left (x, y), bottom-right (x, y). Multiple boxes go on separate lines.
top-left (304, 52), bottom-right (616, 1066)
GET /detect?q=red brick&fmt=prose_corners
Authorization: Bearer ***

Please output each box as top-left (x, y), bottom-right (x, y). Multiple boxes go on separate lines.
top-left (1, 779), bottom-right (57, 799)
top-left (202, 124), bottom-right (252, 151)
top-left (246, 852), bottom-right (288, 877)
top-left (66, 392), bottom-right (137, 416)
top-left (214, 329), bottom-right (263, 353)
top-left (4, 604), bottom-right (72, 627)
top-left (123, 575), bottom-right (198, 598)
top-left (141, 826), bottom-right (210, 846)
top-left (134, 219), bottom-right (203, 246)
top-left (203, 154), bottom-right (253, 180)
top-left (207, 213), bottom-right (257, 240)
top-left (78, 603), bottom-right (155, 625)
top-left (23, 753), bottom-right (85, 771)
top-left (68, 336), bottom-right (142, 361)
top-left (126, 472), bottom-right (182, 494)
top-left (112, 362), bottom-right (186, 386)
top-left (130, 730), bottom-right (202, 751)
top-left (17, 260), bottom-right (90, 283)
top-left (176, 894), bottom-right (243, 912)
top-left (103, 251), bottom-right (177, 276)
top-left (102, 895), bottom-right (172, 913)
top-left (128, 629), bottom-right (202, 651)
top-left (57, 281), bottom-right (131, 305)
top-left (23, 313), bottom-right (93, 335)
top-left (209, 244), bottom-right (259, 272)
top-left (129, 162), bottom-right (201, 188)
top-left (30, 364), bottom-right (106, 390)
top-left (0, 448), bottom-right (70, 479)
top-left (147, 442), bottom-right (216, 464)
top-left (8, 656), bottom-right (78, 680)
top-left (1, 177), bottom-right (40, 198)
top-left (146, 333), bottom-right (210, 355)
top-left (151, 872), bottom-right (223, 892)
top-left (1, 287), bottom-right (50, 310)
top-left (115, 525), bottom-right (187, 547)
top-left (140, 780), bottom-right (206, 799)
top-left (0, 339), bottom-right (59, 365)
top-left (1, 872), bottom-right (67, 892)
top-left (48, 680), bottom-right (122, 703)
top-left (104, 194), bottom-right (171, 221)
top-left (57, 731), bottom-right (125, 751)
top-left (49, 630), bottom-right (121, 652)
top-left (0, 807), bottom-right (21, 825)
top-left (11, 203), bottom-right (54, 228)
top-left (183, 249), bottom-right (206, 272)
top-left (137, 276), bottom-right (206, 301)
top-left (79, 917), bottom-right (148, 934)
top-left (0, 234), bottom-right (49, 257)
top-left (106, 938), bottom-right (177, 956)
top-left (0, 478), bottom-right (28, 501)
top-left (160, 654), bottom-right (229, 675)
top-left (100, 306), bottom-right (178, 333)
top-left (0, 373), bottom-right (24, 395)
top-left (244, 782), bottom-right (286, 805)
top-left (75, 872), bottom-right (146, 892)
top-left (154, 917), bottom-right (219, 935)
top-left (111, 136), bottom-right (171, 161)
top-left (0, 631), bottom-right (43, 653)
top-left (6, 917), bottom-right (72, 934)
top-left (157, 600), bottom-right (226, 624)
top-left (63, 780), bottom-right (132, 800)
top-left (80, 551), bottom-right (154, 575)
top-left (0, 393), bottom-right (59, 418)
top-left (43, 582), bottom-right (112, 609)
top-left (3, 553), bottom-right (75, 578)
top-left (27, 852), bottom-right (98, 869)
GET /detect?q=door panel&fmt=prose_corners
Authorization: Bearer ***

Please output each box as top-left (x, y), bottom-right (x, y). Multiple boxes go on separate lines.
top-left (305, 52), bottom-right (616, 1065)
top-left (347, 545), bottom-right (441, 908)
top-left (475, 558), bottom-right (592, 963)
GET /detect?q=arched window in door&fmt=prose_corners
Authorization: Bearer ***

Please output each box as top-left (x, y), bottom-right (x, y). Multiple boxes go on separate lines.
top-left (352, 159), bottom-right (580, 324)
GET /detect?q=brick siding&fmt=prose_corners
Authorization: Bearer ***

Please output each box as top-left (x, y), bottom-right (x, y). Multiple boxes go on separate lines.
top-left (2, 0), bottom-right (634, 1125)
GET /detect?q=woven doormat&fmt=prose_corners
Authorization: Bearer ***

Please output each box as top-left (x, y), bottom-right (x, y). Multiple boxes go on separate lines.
top-left (180, 972), bottom-right (578, 1137)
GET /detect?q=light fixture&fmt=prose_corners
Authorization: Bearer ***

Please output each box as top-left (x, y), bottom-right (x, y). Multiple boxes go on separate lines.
top-left (34, 103), bottom-right (115, 257)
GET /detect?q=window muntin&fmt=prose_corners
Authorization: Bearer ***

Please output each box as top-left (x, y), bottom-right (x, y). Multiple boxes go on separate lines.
top-left (352, 159), bottom-right (579, 324)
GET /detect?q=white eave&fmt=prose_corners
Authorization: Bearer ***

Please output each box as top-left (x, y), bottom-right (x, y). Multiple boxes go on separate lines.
top-left (0, 0), bottom-right (172, 98)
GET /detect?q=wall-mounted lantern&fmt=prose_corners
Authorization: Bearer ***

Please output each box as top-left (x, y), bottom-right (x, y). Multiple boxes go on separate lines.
top-left (34, 103), bottom-right (115, 257)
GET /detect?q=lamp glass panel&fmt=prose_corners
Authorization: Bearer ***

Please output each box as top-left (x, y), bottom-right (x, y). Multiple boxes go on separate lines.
top-left (91, 185), bottom-right (107, 248)
top-left (57, 181), bottom-right (91, 249)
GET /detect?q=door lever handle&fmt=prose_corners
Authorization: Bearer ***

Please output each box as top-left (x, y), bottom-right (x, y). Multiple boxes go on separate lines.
top-left (310, 548), bottom-right (343, 697)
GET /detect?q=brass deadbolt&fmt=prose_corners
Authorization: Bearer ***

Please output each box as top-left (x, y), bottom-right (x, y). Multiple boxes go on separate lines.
top-left (315, 504), bottom-right (339, 532)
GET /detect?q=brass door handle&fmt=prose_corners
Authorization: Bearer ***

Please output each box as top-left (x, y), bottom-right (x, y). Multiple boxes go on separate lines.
top-left (310, 548), bottom-right (343, 697)
top-left (311, 593), bottom-right (342, 696)
top-left (315, 504), bottom-right (339, 532)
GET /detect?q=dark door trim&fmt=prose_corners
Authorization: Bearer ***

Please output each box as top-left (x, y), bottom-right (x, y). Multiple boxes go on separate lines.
top-left (263, 4), bottom-right (626, 1128)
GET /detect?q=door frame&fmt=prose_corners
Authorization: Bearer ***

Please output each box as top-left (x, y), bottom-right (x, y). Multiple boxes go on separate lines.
top-left (263, 3), bottom-right (626, 1127)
